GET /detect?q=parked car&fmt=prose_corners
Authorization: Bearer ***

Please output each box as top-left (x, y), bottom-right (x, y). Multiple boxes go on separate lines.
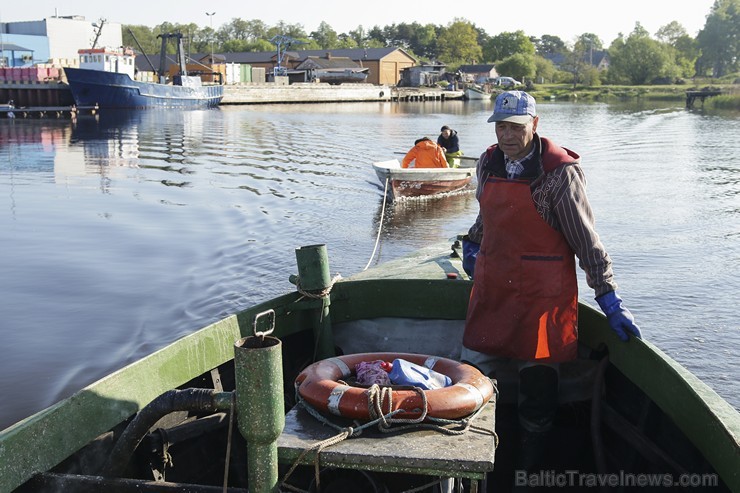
top-left (495, 76), bottom-right (521, 87)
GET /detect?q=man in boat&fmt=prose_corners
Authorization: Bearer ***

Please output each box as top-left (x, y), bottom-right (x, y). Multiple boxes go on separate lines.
top-left (461, 90), bottom-right (641, 473)
top-left (401, 137), bottom-right (449, 169)
top-left (437, 125), bottom-right (464, 167)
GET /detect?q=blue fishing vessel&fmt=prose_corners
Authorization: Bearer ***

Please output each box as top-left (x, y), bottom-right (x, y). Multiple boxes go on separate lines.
top-left (64, 33), bottom-right (223, 109)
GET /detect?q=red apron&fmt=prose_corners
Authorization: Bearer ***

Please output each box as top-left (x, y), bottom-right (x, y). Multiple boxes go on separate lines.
top-left (463, 176), bottom-right (579, 363)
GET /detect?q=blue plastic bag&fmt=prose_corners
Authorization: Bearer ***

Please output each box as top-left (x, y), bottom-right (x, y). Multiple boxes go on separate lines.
top-left (388, 358), bottom-right (451, 390)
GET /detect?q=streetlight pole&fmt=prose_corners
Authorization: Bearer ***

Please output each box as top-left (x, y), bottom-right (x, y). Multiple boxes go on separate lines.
top-left (206, 12), bottom-right (215, 66)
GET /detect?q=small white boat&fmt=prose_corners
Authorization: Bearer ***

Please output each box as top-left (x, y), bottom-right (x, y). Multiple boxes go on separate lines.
top-left (464, 86), bottom-right (491, 100)
top-left (372, 159), bottom-right (474, 199)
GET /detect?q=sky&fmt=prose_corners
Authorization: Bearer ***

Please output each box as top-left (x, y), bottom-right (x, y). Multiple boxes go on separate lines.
top-left (1, 1), bottom-right (716, 46)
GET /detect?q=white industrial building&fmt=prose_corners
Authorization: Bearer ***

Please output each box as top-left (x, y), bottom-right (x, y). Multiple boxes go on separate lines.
top-left (0, 16), bottom-right (123, 67)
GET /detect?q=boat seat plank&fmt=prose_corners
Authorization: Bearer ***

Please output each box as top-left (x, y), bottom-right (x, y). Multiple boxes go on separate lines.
top-left (277, 398), bottom-right (497, 480)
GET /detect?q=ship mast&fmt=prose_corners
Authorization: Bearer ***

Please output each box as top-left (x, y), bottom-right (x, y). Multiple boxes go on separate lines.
top-left (91, 19), bottom-right (106, 49)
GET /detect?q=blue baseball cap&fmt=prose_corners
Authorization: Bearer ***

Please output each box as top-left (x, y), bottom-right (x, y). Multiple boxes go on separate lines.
top-left (487, 90), bottom-right (537, 124)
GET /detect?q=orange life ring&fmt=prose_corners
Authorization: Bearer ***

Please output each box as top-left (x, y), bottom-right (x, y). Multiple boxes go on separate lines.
top-left (295, 352), bottom-right (494, 421)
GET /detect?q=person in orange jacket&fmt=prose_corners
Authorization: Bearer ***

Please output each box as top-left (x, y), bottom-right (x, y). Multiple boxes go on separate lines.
top-left (401, 137), bottom-right (449, 169)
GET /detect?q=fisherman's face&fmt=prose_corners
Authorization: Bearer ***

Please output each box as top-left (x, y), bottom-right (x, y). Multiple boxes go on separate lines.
top-left (495, 116), bottom-right (539, 160)
top-left (441, 129), bottom-right (451, 138)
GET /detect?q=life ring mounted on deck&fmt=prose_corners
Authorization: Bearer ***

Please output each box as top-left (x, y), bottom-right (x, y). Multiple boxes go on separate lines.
top-left (295, 352), bottom-right (494, 421)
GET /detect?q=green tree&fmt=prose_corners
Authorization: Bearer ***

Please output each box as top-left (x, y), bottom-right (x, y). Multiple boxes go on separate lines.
top-left (246, 20), bottom-right (269, 41)
top-left (370, 22), bottom-right (439, 59)
top-left (534, 35), bottom-right (566, 56)
top-left (656, 21), bottom-right (699, 78)
top-left (220, 39), bottom-right (251, 52)
top-left (311, 21), bottom-right (339, 49)
top-left (495, 53), bottom-right (536, 81)
top-left (366, 25), bottom-right (385, 46)
top-left (409, 23), bottom-right (440, 60)
top-left (123, 25), bottom-right (159, 55)
top-left (672, 35), bottom-right (700, 78)
top-left (436, 18), bottom-right (482, 64)
top-left (336, 34), bottom-right (359, 49)
top-left (696, 0), bottom-right (740, 77)
top-left (483, 31), bottom-right (535, 62)
top-left (140, 23), bottom-right (201, 55)
top-left (219, 19), bottom-right (268, 43)
top-left (655, 21), bottom-right (687, 45)
top-left (347, 26), bottom-right (367, 47)
top-left (266, 22), bottom-right (308, 40)
top-left (608, 24), bottom-right (673, 84)
top-left (533, 55), bottom-right (556, 83)
top-left (604, 35), bottom-right (629, 84)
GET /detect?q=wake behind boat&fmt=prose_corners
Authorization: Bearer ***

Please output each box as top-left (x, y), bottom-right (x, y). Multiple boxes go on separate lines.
top-left (65, 33), bottom-right (223, 109)
top-left (373, 159), bottom-right (474, 199)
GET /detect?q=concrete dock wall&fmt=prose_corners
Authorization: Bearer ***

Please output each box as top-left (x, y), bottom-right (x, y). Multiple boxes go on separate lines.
top-left (222, 82), bottom-right (392, 104)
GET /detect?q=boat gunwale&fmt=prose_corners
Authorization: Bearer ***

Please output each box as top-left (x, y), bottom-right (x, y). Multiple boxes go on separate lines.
top-left (372, 162), bottom-right (474, 182)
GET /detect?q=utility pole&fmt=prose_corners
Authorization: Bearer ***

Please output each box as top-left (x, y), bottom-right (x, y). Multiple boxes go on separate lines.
top-left (206, 12), bottom-right (216, 66)
top-left (589, 37), bottom-right (594, 67)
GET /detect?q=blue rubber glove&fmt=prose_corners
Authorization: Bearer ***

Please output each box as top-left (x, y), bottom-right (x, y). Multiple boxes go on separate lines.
top-left (596, 291), bottom-right (642, 341)
top-left (462, 237), bottom-right (480, 278)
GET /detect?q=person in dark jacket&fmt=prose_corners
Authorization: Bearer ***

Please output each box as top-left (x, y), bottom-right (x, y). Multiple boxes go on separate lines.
top-left (437, 125), bottom-right (463, 167)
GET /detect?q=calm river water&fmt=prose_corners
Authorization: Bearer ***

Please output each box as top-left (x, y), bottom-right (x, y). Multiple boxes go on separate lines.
top-left (1, 99), bottom-right (738, 430)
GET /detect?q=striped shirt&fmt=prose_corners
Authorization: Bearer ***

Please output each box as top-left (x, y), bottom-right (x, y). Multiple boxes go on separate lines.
top-left (468, 134), bottom-right (617, 296)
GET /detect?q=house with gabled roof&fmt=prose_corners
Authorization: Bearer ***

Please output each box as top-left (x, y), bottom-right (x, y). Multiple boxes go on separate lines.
top-left (544, 50), bottom-right (610, 71)
top-left (137, 47), bottom-right (416, 86)
top-left (457, 64), bottom-right (498, 84)
top-left (296, 53), bottom-right (362, 71)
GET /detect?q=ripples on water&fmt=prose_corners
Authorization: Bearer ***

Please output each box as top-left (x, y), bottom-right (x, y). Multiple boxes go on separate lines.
top-left (0, 100), bottom-right (737, 429)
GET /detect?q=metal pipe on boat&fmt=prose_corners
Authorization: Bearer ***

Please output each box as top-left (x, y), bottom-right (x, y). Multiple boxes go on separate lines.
top-left (234, 335), bottom-right (284, 493)
top-left (292, 244), bottom-right (336, 360)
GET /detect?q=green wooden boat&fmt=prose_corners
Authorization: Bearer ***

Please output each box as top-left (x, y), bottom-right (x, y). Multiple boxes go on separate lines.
top-left (1, 241), bottom-right (738, 493)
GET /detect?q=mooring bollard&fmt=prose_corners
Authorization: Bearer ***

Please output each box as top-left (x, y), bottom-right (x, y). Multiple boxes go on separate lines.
top-left (294, 244), bottom-right (336, 360)
top-left (234, 325), bottom-right (284, 493)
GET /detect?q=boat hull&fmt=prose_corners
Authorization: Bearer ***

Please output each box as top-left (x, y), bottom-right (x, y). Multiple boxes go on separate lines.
top-left (373, 160), bottom-right (474, 198)
top-left (314, 69), bottom-right (369, 84)
top-left (64, 68), bottom-right (224, 109)
top-left (464, 87), bottom-right (491, 100)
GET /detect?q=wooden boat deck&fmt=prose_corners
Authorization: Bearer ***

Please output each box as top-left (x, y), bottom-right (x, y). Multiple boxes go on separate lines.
top-left (279, 400), bottom-right (496, 484)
